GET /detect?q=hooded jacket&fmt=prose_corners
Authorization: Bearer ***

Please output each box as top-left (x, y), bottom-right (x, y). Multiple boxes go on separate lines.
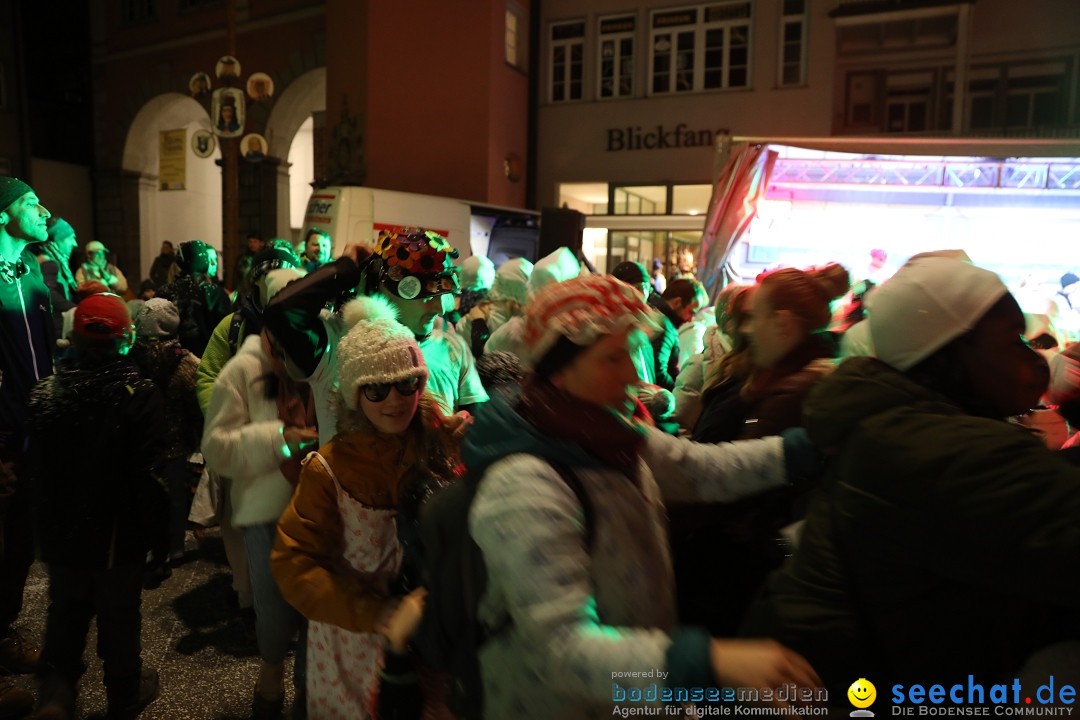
top-left (28, 358), bottom-right (167, 568)
top-left (743, 356), bottom-right (1080, 696)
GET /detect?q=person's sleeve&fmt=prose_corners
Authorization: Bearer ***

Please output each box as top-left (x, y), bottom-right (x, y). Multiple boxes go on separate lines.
top-left (111, 265), bottom-right (129, 294)
top-left (672, 354), bottom-right (705, 432)
top-left (271, 457), bottom-right (394, 632)
top-left (641, 426), bottom-right (787, 503)
top-left (262, 256), bottom-right (363, 378)
top-left (470, 455), bottom-right (678, 704)
top-left (652, 324), bottom-right (678, 391)
top-left (196, 315), bottom-right (236, 415)
top-left (450, 332), bottom-right (488, 408)
top-left (201, 361), bottom-right (290, 481)
top-left (40, 263), bottom-right (75, 313)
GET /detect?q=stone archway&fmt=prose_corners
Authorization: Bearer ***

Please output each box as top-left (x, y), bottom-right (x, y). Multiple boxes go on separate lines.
top-left (122, 93), bottom-right (222, 282)
top-left (264, 67), bottom-right (326, 239)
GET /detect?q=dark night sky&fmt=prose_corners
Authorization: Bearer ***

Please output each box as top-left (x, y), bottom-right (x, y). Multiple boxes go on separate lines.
top-left (21, 0), bottom-right (94, 165)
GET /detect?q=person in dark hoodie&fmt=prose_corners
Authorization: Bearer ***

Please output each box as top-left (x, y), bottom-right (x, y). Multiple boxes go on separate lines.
top-left (464, 273), bottom-right (822, 719)
top-left (156, 240), bottom-right (231, 355)
top-left (29, 292), bottom-right (166, 720)
top-left (130, 298), bottom-right (203, 579)
top-left (742, 257), bottom-right (1078, 702)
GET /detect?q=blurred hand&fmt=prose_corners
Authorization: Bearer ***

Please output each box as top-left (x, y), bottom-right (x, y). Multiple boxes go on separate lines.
top-left (283, 426), bottom-right (319, 455)
top-left (710, 639), bottom-right (821, 714)
top-left (378, 587), bottom-right (427, 654)
top-left (443, 411), bottom-right (474, 440)
top-left (342, 243), bottom-right (374, 266)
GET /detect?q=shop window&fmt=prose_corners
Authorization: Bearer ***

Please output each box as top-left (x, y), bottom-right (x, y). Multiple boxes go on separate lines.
top-left (599, 15), bottom-right (636, 99)
top-left (672, 184), bottom-right (712, 215)
top-left (779, 0), bottom-right (807, 87)
top-left (649, 2), bottom-right (752, 96)
top-left (613, 185), bottom-right (668, 215)
top-left (551, 21), bottom-right (586, 103)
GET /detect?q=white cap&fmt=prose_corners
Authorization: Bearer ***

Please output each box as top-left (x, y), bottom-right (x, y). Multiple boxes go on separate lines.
top-left (868, 257), bottom-right (1008, 371)
top-left (489, 257), bottom-right (533, 304)
top-left (460, 256), bottom-right (495, 291)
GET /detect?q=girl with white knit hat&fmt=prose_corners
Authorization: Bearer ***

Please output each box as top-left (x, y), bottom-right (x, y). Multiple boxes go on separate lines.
top-left (271, 295), bottom-right (458, 720)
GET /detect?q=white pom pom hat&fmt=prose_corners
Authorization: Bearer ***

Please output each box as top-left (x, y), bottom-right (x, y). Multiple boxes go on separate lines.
top-left (336, 295), bottom-right (428, 409)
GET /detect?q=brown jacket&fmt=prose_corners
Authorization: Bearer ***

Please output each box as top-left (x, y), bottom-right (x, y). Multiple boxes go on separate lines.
top-left (271, 431), bottom-right (418, 633)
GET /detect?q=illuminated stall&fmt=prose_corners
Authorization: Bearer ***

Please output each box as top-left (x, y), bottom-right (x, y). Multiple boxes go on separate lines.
top-left (700, 136), bottom-right (1080, 312)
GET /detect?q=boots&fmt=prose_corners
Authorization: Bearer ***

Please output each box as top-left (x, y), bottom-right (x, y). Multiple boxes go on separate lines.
top-left (29, 675), bottom-right (74, 720)
top-left (105, 668), bottom-right (159, 720)
top-left (0, 630), bottom-right (41, 677)
top-left (252, 661), bottom-right (284, 720)
top-left (0, 679), bottom-right (32, 720)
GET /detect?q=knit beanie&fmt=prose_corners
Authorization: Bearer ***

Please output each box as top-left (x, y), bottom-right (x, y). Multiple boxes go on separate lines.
top-left (1049, 343), bottom-right (1080, 407)
top-left (133, 297), bottom-right (180, 341)
top-left (0, 177), bottom-right (32, 214)
top-left (74, 293), bottom-right (133, 340)
top-left (460, 255), bottom-right (495, 292)
top-left (337, 295), bottom-right (428, 409)
top-left (488, 257), bottom-right (533, 304)
top-left (528, 246), bottom-right (582, 303)
top-left (868, 257), bottom-right (1008, 372)
top-left (46, 218), bottom-right (75, 245)
top-left (521, 274), bottom-right (660, 372)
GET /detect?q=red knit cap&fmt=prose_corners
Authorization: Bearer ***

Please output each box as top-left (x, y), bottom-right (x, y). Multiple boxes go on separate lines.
top-left (74, 293), bottom-right (133, 340)
top-left (521, 274), bottom-right (660, 370)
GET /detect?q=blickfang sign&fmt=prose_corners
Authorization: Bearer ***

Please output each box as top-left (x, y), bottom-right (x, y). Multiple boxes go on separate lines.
top-left (606, 124), bottom-right (730, 152)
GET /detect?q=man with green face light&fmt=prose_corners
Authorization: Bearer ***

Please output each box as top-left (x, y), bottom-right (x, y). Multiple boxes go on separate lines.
top-left (0, 177), bottom-right (53, 719)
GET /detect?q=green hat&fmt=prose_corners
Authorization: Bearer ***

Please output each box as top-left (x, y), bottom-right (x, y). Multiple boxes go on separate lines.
top-left (0, 177), bottom-right (33, 214)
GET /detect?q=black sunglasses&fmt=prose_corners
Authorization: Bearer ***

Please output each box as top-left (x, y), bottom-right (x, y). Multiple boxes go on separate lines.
top-left (362, 376), bottom-right (421, 403)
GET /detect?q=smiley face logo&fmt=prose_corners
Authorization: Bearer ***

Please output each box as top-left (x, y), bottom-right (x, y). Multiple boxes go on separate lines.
top-left (848, 678), bottom-right (876, 711)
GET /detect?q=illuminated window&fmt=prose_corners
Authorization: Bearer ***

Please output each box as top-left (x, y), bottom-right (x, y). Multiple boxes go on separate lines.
top-left (613, 185), bottom-right (668, 215)
top-left (649, 2), bottom-right (752, 96)
top-left (779, 0), bottom-right (807, 87)
top-left (598, 15), bottom-right (635, 99)
top-left (551, 21), bottom-right (586, 102)
top-left (506, 2), bottom-right (529, 72)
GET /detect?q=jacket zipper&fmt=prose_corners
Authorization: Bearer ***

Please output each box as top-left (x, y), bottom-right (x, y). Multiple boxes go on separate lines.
top-left (15, 276), bottom-right (41, 382)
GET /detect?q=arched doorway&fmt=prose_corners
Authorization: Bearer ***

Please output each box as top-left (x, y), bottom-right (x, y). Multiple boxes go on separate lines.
top-left (264, 67), bottom-right (326, 242)
top-left (122, 93), bottom-right (222, 282)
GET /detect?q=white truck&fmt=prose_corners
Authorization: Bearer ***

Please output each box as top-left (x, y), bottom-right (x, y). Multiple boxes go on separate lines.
top-left (300, 186), bottom-right (539, 264)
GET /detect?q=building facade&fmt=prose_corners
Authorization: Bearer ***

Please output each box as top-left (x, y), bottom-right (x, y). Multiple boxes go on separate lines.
top-left (535, 0), bottom-right (1080, 274)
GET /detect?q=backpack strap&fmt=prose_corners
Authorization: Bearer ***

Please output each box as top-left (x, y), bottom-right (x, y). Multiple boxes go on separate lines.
top-left (227, 313), bottom-right (245, 355)
top-left (304, 451), bottom-right (342, 492)
top-left (543, 459), bottom-right (595, 550)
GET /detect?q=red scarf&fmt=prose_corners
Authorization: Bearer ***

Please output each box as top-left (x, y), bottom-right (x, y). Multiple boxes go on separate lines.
top-left (517, 377), bottom-right (648, 481)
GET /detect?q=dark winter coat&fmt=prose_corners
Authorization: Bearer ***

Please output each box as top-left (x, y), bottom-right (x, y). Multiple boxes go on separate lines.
top-left (130, 339), bottom-right (203, 460)
top-left (28, 358), bottom-right (168, 569)
top-left (157, 274), bottom-right (230, 356)
top-left (743, 356), bottom-right (1080, 697)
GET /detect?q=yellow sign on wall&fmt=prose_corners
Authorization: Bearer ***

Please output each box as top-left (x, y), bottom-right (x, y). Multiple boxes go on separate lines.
top-left (159, 129), bottom-right (186, 191)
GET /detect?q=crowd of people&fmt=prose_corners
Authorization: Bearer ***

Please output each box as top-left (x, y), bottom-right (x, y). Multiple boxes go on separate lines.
top-left (1, 173), bottom-right (1080, 720)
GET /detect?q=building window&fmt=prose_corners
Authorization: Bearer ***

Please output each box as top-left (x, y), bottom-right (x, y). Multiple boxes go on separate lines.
top-left (885, 71), bottom-right (932, 133)
top-left (942, 62), bottom-right (1066, 131)
top-left (121, 0), bottom-right (158, 25)
top-left (551, 21), bottom-right (585, 102)
top-left (599, 15), bottom-right (635, 99)
top-left (779, 0), bottom-right (807, 86)
top-left (1006, 73), bottom-right (1063, 128)
top-left (506, 2), bottom-right (529, 72)
top-left (649, 2), bottom-right (752, 96)
top-left (613, 185), bottom-right (668, 215)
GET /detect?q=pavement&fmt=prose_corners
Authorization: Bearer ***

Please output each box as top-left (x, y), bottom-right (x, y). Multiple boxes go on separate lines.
top-left (7, 528), bottom-right (300, 720)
